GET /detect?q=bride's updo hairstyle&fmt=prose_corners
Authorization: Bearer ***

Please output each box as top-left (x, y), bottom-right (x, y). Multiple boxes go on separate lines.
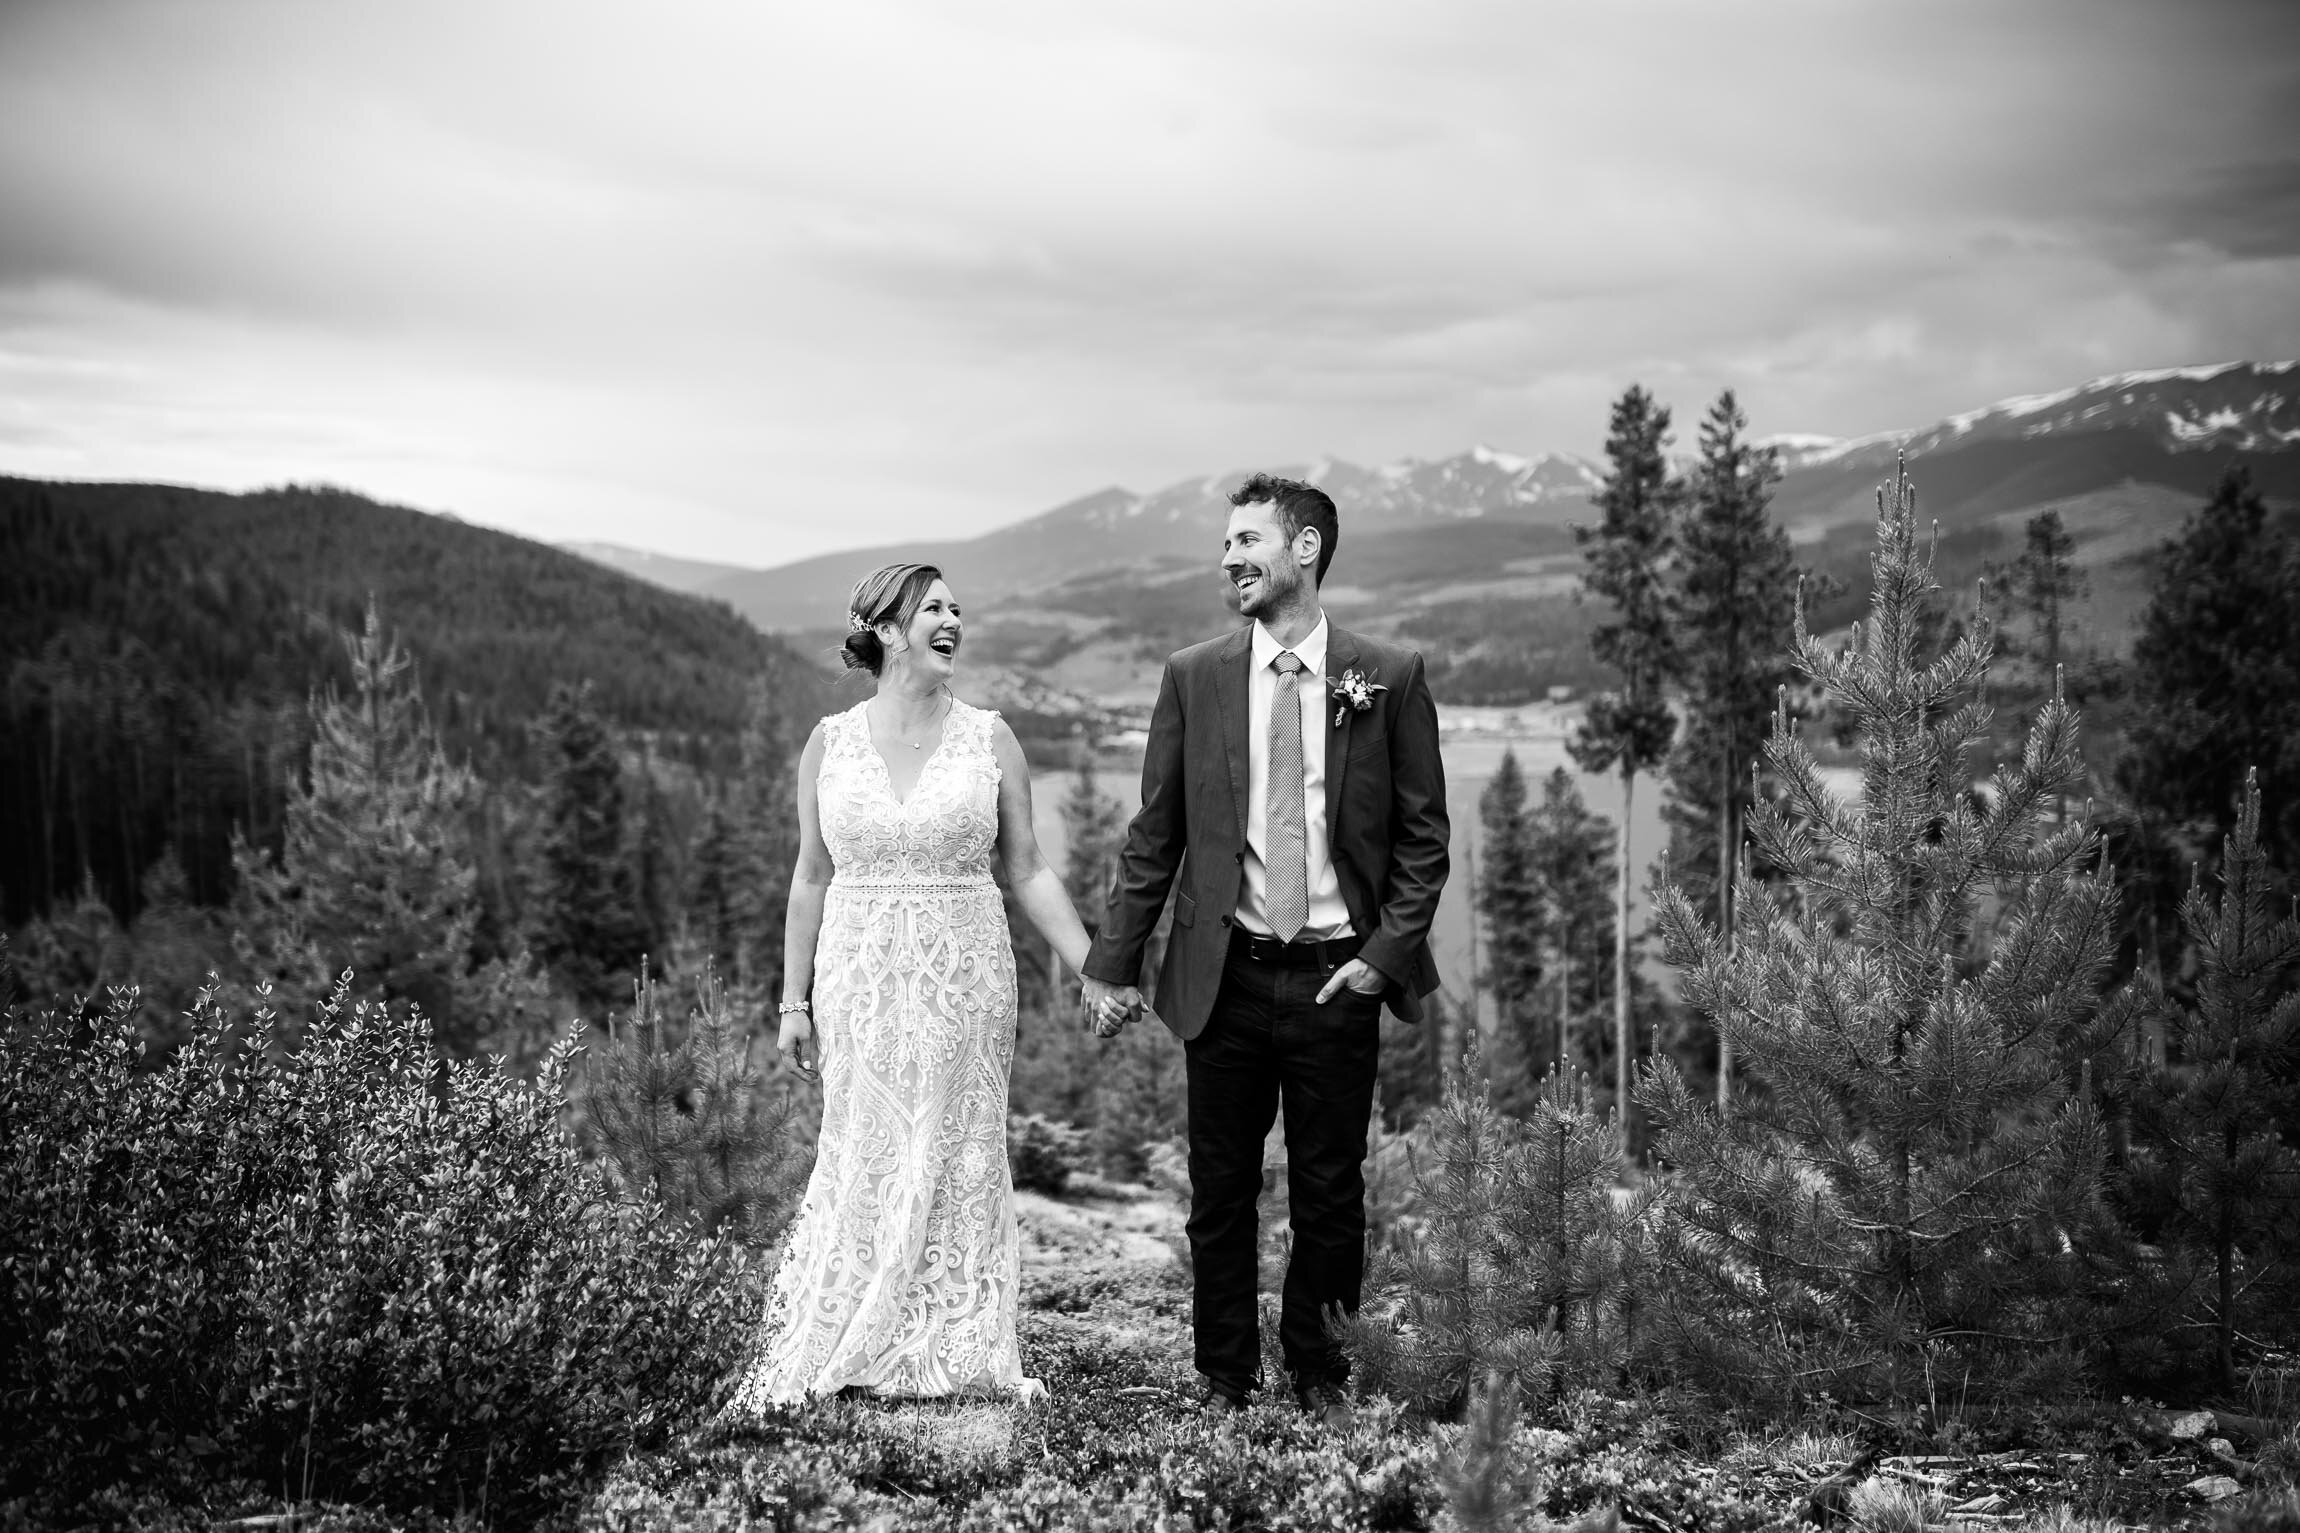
top-left (841, 562), bottom-right (945, 677)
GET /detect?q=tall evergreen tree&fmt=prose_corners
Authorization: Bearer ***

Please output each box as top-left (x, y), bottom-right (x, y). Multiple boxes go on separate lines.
top-left (1059, 761), bottom-right (1180, 1175)
top-left (1992, 509), bottom-right (2087, 684)
top-left (687, 796), bottom-right (740, 984)
top-left (720, 677), bottom-right (801, 1001)
top-left (1477, 751), bottom-right (1545, 1092)
top-left (1060, 761), bottom-right (1127, 935)
top-left (1667, 389), bottom-right (1797, 1108)
top-left (1525, 767), bottom-right (1616, 1081)
top-left (2116, 466), bottom-right (2300, 978)
top-left (1641, 461), bottom-right (2121, 1409)
top-left (626, 745), bottom-right (679, 963)
top-left (537, 681), bottom-right (650, 1016)
top-left (1571, 384), bottom-right (1681, 1148)
top-left (230, 602), bottom-right (531, 1055)
top-left (2127, 770), bottom-right (2300, 1392)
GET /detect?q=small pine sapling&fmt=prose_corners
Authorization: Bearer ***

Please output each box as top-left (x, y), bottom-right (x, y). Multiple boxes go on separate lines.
top-left (1641, 459), bottom-right (2122, 1411)
top-left (1343, 1048), bottom-right (1649, 1417)
top-left (2129, 770), bottom-right (2300, 1393)
top-left (581, 964), bottom-right (810, 1246)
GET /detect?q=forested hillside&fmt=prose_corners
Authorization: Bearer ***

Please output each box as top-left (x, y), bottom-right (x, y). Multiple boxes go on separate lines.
top-left (0, 476), bottom-right (836, 927)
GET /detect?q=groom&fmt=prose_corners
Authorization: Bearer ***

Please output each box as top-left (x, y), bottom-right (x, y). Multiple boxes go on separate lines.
top-left (1081, 472), bottom-right (1449, 1423)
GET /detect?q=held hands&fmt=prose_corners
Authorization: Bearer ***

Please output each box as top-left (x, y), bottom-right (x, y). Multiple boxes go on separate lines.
top-left (1079, 975), bottom-right (1144, 1039)
top-left (1315, 956), bottom-right (1389, 1005)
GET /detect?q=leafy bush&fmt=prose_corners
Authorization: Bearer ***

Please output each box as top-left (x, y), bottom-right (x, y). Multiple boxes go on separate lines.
top-left (0, 969), bottom-right (764, 1526)
top-left (1007, 1112), bottom-right (1090, 1195)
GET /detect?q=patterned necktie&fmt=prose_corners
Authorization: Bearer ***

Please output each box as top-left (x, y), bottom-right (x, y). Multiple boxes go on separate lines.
top-left (1266, 651), bottom-right (1309, 942)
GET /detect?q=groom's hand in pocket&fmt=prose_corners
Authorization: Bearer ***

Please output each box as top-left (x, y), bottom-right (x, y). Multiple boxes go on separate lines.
top-left (1316, 957), bottom-right (1389, 1005)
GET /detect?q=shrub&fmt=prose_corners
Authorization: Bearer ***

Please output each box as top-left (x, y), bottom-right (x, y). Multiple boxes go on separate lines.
top-left (1008, 1112), bottom-right (1090, 1196)
top-left (0, 969), bottom-right (764, 1526)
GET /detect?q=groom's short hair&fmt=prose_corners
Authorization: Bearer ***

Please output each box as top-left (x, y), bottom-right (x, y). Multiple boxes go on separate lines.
top-left (1230, 473), bottom-right (1338, 585)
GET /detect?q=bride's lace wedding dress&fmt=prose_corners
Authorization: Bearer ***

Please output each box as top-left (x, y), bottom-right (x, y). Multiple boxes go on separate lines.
top-left (726, 697), bottom-right (1038, 1408)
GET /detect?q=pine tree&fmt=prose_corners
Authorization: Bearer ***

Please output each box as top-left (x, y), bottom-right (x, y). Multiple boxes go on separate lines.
top-left (1668, 389), bottom-right (1798, 1108)
top-left (1640, 460), bottom-right (2122, 1409)
top-left (580, 963), bottom-right (811, 1245)
top-left (690, 675), bottom-right (809, 1006)
top-left (1571, 385), bottom-right (1681, 1154)
top-left (2128, 770), bottom-right (2300, 1392)
top-left (536, 681), bottom-right (650, 1016)
top-left (2116, 467), bottom-right (2300, 978)
top-left (1061, 761), bottom-right (1127, 931)
top-left (229, 602), bottom-right (520, 1056)
top-left (687, 796), bottom-right (740, 980)
top-left (1478, 751), bottom-right (1546, 1098)
top-left (626, 746), bottom-right (678, 963)
top-left (1342, 1052), bottom-right (1649, 1416)
top-left (1525, 767), bottom-right (1616, 1083)
top-left (1992, 510), bottom-right (2087, 684)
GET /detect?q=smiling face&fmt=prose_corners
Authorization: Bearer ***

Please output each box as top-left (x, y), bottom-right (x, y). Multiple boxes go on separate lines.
top-left (879, 576), bottom-right (962, 681)
top-left (1222, 499), bottom-right (1315, 621)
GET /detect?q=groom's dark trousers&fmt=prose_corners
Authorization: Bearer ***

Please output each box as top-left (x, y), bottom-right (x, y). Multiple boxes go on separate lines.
top-left (1189, 928), bottom-right (1383, 1398)
top-left (1084, 622), bottom-right (1449, 1402)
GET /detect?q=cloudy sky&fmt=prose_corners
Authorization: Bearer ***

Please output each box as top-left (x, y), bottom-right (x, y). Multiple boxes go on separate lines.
top-left (2, 0), bottom-right (2296, 565)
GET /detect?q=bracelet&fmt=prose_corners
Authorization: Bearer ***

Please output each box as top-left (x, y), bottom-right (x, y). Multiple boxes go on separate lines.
top-left (777, 1000), bottom-right (811, 1016)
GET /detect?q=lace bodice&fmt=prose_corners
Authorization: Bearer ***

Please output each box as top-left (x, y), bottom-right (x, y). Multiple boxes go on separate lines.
top-left (815, 697), bottom-right (1002, 886)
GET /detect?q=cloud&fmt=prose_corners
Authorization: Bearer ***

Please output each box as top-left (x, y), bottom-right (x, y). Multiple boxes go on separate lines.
top-left (1, 0), bottom-right (2296, 563)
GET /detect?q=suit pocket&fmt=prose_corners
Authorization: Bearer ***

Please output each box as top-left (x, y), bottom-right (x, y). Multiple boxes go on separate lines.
top-left (1175, 890), bottom-right (1197, 927)
top-left (1346, 726), bottom-right (1390, 763)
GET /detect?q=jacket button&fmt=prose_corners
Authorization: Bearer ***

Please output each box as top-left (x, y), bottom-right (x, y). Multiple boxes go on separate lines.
top-left (1233, 851), bottom-right (1244, 864)
top-left (1219, 914), bottom-right (1232, 928)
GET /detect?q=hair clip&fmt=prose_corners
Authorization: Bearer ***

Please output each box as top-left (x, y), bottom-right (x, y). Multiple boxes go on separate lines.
top-left (847, 612), bottom-right (870, 634)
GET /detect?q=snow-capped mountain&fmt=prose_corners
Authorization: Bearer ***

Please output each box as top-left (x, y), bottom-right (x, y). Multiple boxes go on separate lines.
top-left (1765, 360), bottom-right (2300, 472)
top-left (698, 448), bottom-right (1610, 630)
top-left (586, 360), bottom-right (2298, 640)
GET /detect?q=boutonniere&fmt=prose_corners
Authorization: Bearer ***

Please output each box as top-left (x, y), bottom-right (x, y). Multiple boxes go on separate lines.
top-left (1331, 667), bottom-right (1387, 727)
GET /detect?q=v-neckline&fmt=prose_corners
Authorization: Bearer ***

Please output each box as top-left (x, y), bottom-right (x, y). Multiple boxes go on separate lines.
top-left (864, 701), bottom-right (954, 811)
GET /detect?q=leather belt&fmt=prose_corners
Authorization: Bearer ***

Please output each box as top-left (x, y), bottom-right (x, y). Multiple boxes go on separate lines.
top-left (1228, 927), bottom-right (1363, 971)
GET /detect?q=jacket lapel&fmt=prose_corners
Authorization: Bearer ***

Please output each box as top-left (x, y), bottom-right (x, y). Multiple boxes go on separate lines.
top-left (1211, 626), bottom-right (1252, 842)
top-left (1324, 625), bottom-right (1358, 836)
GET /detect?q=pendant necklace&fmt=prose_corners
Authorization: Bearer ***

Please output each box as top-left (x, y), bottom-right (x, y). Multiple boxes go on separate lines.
top-left (889, 690), bottom-right (950, 750)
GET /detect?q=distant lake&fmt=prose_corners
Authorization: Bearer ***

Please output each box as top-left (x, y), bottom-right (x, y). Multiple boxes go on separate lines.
top-left (1028, 707), bottom-right (1669, 1014)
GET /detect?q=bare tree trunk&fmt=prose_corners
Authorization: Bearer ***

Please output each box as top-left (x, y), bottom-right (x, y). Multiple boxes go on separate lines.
top-left (1617, 763), bottom-right (1635, 1156)
top-left (1463, 839), bottom-right (1481, 1063)
top-left (1556, 944), bottom-right (1572, 1078)
top-left (1716, 755), bottom-right (1736, 1114)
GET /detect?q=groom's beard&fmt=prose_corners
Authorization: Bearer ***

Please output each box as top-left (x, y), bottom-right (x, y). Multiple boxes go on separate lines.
top-left (1232, 566), bottom-right (1296, 620)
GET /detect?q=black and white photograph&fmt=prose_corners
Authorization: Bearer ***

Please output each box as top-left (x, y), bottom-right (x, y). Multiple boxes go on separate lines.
top-left (4, 1), bottom-right (2300, 1527)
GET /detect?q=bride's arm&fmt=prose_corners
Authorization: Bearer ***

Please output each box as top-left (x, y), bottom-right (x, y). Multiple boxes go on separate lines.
top-left (989, 717), bottom-right (1094, 977)
top-left (776, 723), bottom-right (834, 1076)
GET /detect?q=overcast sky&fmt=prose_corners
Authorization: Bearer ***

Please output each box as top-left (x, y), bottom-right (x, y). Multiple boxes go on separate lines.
top-left (2, 0), bottom-right (2296, 566)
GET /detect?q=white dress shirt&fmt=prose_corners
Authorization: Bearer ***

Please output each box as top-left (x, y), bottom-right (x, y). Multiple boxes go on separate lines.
top-left (1235, 615), bottom-right (1353, 940)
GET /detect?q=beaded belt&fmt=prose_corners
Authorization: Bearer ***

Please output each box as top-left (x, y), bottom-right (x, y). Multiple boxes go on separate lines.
top-left (831, 874), bottom-right (997, 894)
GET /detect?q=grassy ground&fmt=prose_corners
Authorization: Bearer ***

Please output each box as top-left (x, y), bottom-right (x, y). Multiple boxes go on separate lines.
top-left (573, 1185), bottom-right (2300, 1533)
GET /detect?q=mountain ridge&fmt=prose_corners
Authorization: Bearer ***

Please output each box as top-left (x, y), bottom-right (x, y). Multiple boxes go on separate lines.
top-left (660, 361), bottom-right (2296, 638)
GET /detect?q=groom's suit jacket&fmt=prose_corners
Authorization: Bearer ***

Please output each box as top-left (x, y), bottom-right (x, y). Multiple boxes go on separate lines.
top-left (1084, 622), bottom-right (1449, 1041)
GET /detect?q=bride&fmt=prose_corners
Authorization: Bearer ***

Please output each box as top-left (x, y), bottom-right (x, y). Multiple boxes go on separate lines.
top-left (725, 561), bottom-right (1123, 1408)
